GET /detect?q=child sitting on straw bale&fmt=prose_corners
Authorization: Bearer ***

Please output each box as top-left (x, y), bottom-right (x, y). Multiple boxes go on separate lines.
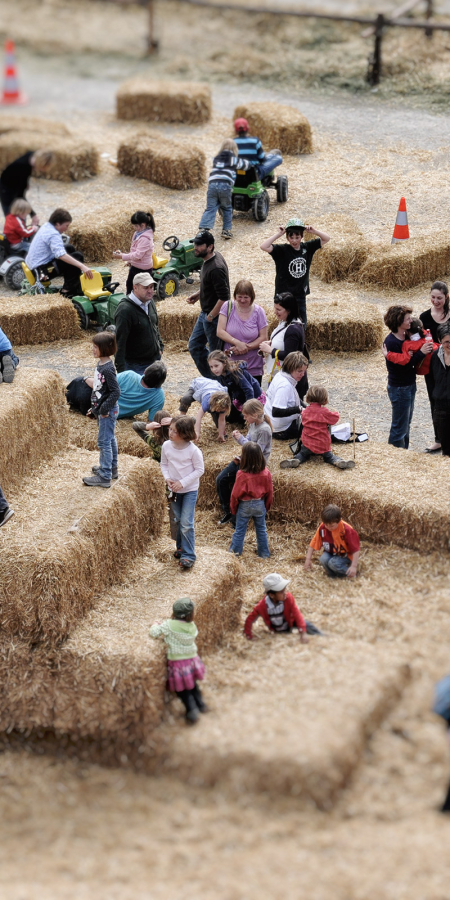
top-left (216, 398), bottom-right (272, 526)
top-left (0, 324), bottom-right (19, 384)
top-left (385, 317), bottom-right (438, 377)
top-left (82, 332), bottom-right (121, 488)
top-left (304, 504), bottom-right (360, 579)
top-left (150, 597), bottom-right (206, 725)
top-left (198, 139), bottom-right (250, 240)
top-left (179, 375), bottom-right (238, 441)
top-left (208, 350), bottom-right (265, 411)
top-left (132, 409), bottom-right (172, 461)
top-left (244, 573), bottom-right (309, 642)
top-left (280, 385), bottom-right (355, 470)
top-left (3, 198), bottom-right (38, 250)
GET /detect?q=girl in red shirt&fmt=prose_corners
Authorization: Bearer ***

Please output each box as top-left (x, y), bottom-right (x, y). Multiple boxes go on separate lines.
top-left (3, 198), bottom-right (38, 250)
top-left (229, 442), bottom-right (272, 558)
top-left (280, 385), bottom-right (355, 470)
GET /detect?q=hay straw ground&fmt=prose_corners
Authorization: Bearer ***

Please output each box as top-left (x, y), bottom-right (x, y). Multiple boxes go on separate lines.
top-left (0, 451), bottom-right (165, 643)
top-left (118, 134), bottom-right (206, 190)
top-left (116, 78), bottom-right (212, 125)
top-left (0, 294), bottom-right (79, 344)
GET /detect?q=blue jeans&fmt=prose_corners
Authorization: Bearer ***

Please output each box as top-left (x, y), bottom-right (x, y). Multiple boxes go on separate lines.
top-left (387, 383), bottom-right (417, 449)
top-left (319, 551), bottom-right (351, 578)
top-left (256, 153), bottom-right (283, 181)
top-left (229, 498), bottom-right (270, 558)
top-left (199, 181), bottom-right (233, 232)
top-left (188, 310), bottom-right (221, 378)
top-left (97, 405), bottom-right (118, 480)
top-left (171, 490), bottom-right (198, 563)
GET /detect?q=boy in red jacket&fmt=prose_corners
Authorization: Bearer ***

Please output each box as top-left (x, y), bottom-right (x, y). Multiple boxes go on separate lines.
top-left (244, 573), bottom-right (309, 641)
top-left (280, 385), bottom-right (355, 470)
top-left (304, 504), bottom-right (360, 578)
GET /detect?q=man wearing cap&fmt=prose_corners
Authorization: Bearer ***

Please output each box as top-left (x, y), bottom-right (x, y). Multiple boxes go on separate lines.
top-left (114, 271), bottom-right (164, 375)
top-left (186, 231), bottom-right (230, 378)
top-left (260, 220), bottom-right (331, 326)
top-left (234, 118), bottom-right (283, 182)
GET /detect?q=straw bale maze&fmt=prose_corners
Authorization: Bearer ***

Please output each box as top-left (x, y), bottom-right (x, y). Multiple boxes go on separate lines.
top-left (1, 80), bottom-right (450, 894)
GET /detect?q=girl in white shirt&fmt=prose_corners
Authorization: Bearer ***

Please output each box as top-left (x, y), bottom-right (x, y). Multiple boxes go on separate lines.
top-left (160, 416), bottom-right (205, 569)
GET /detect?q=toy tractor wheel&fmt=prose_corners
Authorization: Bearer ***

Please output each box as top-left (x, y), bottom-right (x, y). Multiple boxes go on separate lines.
top-left (5, 261), bottom-right (26, 291)
top-left (162, 235), bottom-right (180, 252)
top-left (276, 175), bottom-right (288, 203)
top-left (73, 301), bottom-right (91, 330)
top-left (157, 272), bottom-right (180, 300)
top-left (252, 191), bottom-right (270, 222)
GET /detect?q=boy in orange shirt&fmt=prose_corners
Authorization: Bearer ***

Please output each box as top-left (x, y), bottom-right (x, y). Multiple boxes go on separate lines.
top-left (304, 504), bottom-right (360, 578)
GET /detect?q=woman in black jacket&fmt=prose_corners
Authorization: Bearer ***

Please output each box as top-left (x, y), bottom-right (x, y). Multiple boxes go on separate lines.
top-left (259, 292), bottom-right (308, 399)
top-left (420, 281), bottom-right (450, 452)
top-left (428, 323), bottom-right (450, 457)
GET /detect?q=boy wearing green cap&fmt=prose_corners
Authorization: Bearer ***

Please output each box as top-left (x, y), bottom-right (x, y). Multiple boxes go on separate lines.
top-left (150, 598), bottom-right (206, 724)
top-left (260, 220), bottom-right (331, 326)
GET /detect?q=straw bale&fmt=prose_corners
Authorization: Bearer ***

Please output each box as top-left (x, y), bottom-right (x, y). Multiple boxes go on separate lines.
top-left (197, 440), bottom-right (450, 555)
top-left (0, 114), bottom-right (70, 137)
top-left (159, 641), bottom-right (410, 805)
top-left (116, 78), bottom-right (211, 125)
top-left (306, 297), bottom-right (383, 352)
top-left (307, 214), bottom-right (369, 283)
top-left (0, 368), bottom-right (67, 494)
top-left (233, 102), bottom-right (312, 155)
top-left (0, 451), bottom-right (166, 644)
top-left (69, 203), bottom-right (137, 263)
top-left (0, 130), bottom-right (98, 181)
top-left (357, 236), bottom-right (450, 289)
top-left (0, 294), bottom-right (79, 344)
top-left (157, 296), bottom-right (198, 343)
top-left (118, 134), bottom-right (205, 191)
top-left (0, 547), bottom-right (242, 741)
top-left (68, 413), bottom-right (157, 459)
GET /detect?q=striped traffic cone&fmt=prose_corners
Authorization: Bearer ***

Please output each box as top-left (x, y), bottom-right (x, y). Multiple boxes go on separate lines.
top-left (0, 40), bottom-right (27, 105)
top-left (391, 197), bottom-right (409, 244)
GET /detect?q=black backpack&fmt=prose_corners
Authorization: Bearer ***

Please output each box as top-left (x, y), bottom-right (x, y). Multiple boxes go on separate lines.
top-left (66, 377), bottom-right (92, 416)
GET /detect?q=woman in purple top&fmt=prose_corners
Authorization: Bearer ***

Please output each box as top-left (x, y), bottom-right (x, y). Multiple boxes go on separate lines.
top-left (216, 279), bottom-right (268, 383)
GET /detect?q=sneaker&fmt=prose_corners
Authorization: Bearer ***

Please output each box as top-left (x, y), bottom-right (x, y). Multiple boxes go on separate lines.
top-left (0, 506), bottom-right (14, 527)
top-left (173, 550), bottom-right (182, 559)
top-left (221, 230), bottom-right (233, 240)
top-left (1, 355), bottom-right (15, 384)
top-left (82, 474), bottom-right (111, 488)
top-left (132, 421), bottom-right (150, 443)
top-left (91, 465), bottom-right (118, 479)
top-left (186, 707), bottom-right (199, 724)
top-left (333, 459), bottom-right (355, 470)
top-left (280, 458), bottom-right (301, 469)
top-left (218, 512), bottom-right (233, 525)
top-left (179, 558), bottom-right (194, 569)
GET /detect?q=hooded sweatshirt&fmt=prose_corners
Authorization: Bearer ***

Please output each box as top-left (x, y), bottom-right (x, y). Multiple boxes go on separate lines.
top-left (121, 228), bottom-right (154, 270)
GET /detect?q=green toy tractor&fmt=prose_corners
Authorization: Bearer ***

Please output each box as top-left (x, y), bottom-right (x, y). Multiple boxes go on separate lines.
top-left (232, 166), bottom-right (288, 221)
top-left (20, 261), bottom-right (126, 330)
top-left (152, 235), bottom-right (203, 300)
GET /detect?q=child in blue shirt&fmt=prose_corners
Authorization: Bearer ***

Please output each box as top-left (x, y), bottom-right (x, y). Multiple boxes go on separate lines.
top-left (0, 325), bottom-right (19, 384)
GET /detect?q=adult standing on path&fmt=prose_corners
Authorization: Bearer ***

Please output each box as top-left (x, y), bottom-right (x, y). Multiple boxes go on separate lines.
top-left (114, 272), bottom-right (163, 375)
top-left (382, 305), bottom-right (433, 449)
top-left (0, 150), bottom-right (54, 215)
top-left (427, 324), bottom-right (450, 457)
top-left (187, 231), bottom-right (230, 378)
top-left (216, 279), bottom-right (268, 384)
top-left (420, 281), bottom-right (450, 453)
top-left (260, 219), bottom-right (331, 326)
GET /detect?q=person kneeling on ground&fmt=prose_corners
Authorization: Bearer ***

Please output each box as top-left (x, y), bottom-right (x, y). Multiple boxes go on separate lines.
top-left (25, 207), bottom-right (93, 297)
top-left (280, 385), bottom-right (355, 470)
top-left (0, 324), bottom-right (19, 384)
top-left (244, 572), bottom-right (321, 641)
top-left (179, 376), bottom-right (238, 441)
top-left (304, 504), bottom-right (360, 579)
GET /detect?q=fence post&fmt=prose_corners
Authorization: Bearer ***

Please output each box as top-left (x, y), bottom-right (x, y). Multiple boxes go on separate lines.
top-left (146, 0), bottom-right (159, 54)
top-left (367, 13), bottom-right (384, 85)
top-left (425, 0), bottom-right (433, 38)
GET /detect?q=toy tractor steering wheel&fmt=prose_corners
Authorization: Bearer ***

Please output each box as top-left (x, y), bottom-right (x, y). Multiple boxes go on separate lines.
top-left (103, 281), bottom-right (120, 293)
top-left (162, 235), bottom-right (179, 252)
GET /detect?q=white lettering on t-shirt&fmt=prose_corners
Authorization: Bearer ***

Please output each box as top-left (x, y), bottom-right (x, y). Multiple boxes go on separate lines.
top-left (288, 256), bottom-right (307, 278)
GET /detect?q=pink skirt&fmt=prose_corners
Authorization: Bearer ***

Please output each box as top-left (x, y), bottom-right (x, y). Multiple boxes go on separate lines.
top-left (167, 656), bottom-right (205, 692)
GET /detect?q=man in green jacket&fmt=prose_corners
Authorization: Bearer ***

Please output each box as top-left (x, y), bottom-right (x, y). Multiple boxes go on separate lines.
top-left (114, 272), bottom-right (164, 375)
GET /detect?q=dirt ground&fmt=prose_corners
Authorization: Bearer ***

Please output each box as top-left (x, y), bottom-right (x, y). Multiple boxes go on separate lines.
top-left (1, 2), bottom-right (450, 898)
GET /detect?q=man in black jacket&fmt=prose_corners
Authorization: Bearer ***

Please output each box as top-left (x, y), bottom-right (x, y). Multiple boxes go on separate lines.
top-left (114, 272), bottom-right (163, 375)
top-left (186, 231), bottom-right (230, 378)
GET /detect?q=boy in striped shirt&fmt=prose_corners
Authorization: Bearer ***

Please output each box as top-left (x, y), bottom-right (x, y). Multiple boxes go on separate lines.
top-left (198, 139), bottom-right (250, 240)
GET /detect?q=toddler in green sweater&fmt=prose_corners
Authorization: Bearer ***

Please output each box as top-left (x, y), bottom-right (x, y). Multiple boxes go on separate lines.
top-left (150, 597), bottom-right (206, 724)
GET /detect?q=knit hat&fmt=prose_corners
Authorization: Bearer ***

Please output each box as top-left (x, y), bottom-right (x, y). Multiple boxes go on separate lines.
top-left (263, 573), bottom-right (290, 593)
top-left (173, 597), bottom-right (194, 619)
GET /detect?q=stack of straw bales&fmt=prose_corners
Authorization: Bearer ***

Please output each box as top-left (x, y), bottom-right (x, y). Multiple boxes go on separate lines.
top-left (0, 369), bottom-right (67, 494)
top-left (157, 296), bottom-right (198, 343)
top-left (116, 78), bottom-right (211, 125)
top-left (0, 115), bottom-right (70, 137)
top-left (357, 237), bottom-right (450, 289)
top-left (0, 131), bottom-right (99, 181)
top-left (0, 294), bottom-right (79, 344)
top-left (68, 414), bottom-right (156, 459)
top-left (118, 134), bottom-right (205, 190)
top-left (233, 102), bottom-right (313, 155)
top-left (306, 297), bottom-right (383, 351)
top-left (159, 641), bottom-right (410, 804)
top-left (0, 548), bottom-right (243, 742)
top-left (307, 214), bottom-right (369, 283)
top-left (0, 451), bottom-right (166, 644)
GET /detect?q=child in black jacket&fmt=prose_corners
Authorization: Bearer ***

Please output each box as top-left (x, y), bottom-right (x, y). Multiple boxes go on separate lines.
top-left (208, 350), bottom-right (265, 413)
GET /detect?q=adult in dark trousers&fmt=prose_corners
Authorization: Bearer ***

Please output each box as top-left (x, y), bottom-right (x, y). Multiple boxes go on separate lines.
top-left (427, 324), bottom-right (450, 457)
top-left (186, 231), bottom-right (230, 378)
top-left (260, 219), bottom-right (331, 326)
top-left (0, 484), bottom-right (14, 528)
top-left (25, 208), bottom-right (93, 297)
top-left (114, 271), bottom-right (164, 375)
top-left (0, 149), bottom-right (54, 215)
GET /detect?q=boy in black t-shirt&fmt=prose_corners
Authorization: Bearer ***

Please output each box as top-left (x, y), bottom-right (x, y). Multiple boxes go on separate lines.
top-left (260, 218), bottom-right (331, 326)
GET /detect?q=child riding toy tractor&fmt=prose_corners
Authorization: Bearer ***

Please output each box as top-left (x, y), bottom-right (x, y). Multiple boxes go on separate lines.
top-left (232, 166), bottom-right (288, 222)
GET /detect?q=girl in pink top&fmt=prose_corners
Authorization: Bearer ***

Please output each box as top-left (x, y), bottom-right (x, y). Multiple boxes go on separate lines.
top-left (113, 210), bottom-right (155, 294)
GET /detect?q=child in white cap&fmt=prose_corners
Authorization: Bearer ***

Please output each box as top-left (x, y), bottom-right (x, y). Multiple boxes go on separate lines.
top-left (244, 573), bottom-right (310, 641)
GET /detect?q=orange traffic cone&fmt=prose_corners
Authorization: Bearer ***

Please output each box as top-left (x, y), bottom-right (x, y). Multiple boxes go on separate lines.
top-left (391, 197), bottom-right (409, 244)
top-left (0, 40), bottom-right (27, 105)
